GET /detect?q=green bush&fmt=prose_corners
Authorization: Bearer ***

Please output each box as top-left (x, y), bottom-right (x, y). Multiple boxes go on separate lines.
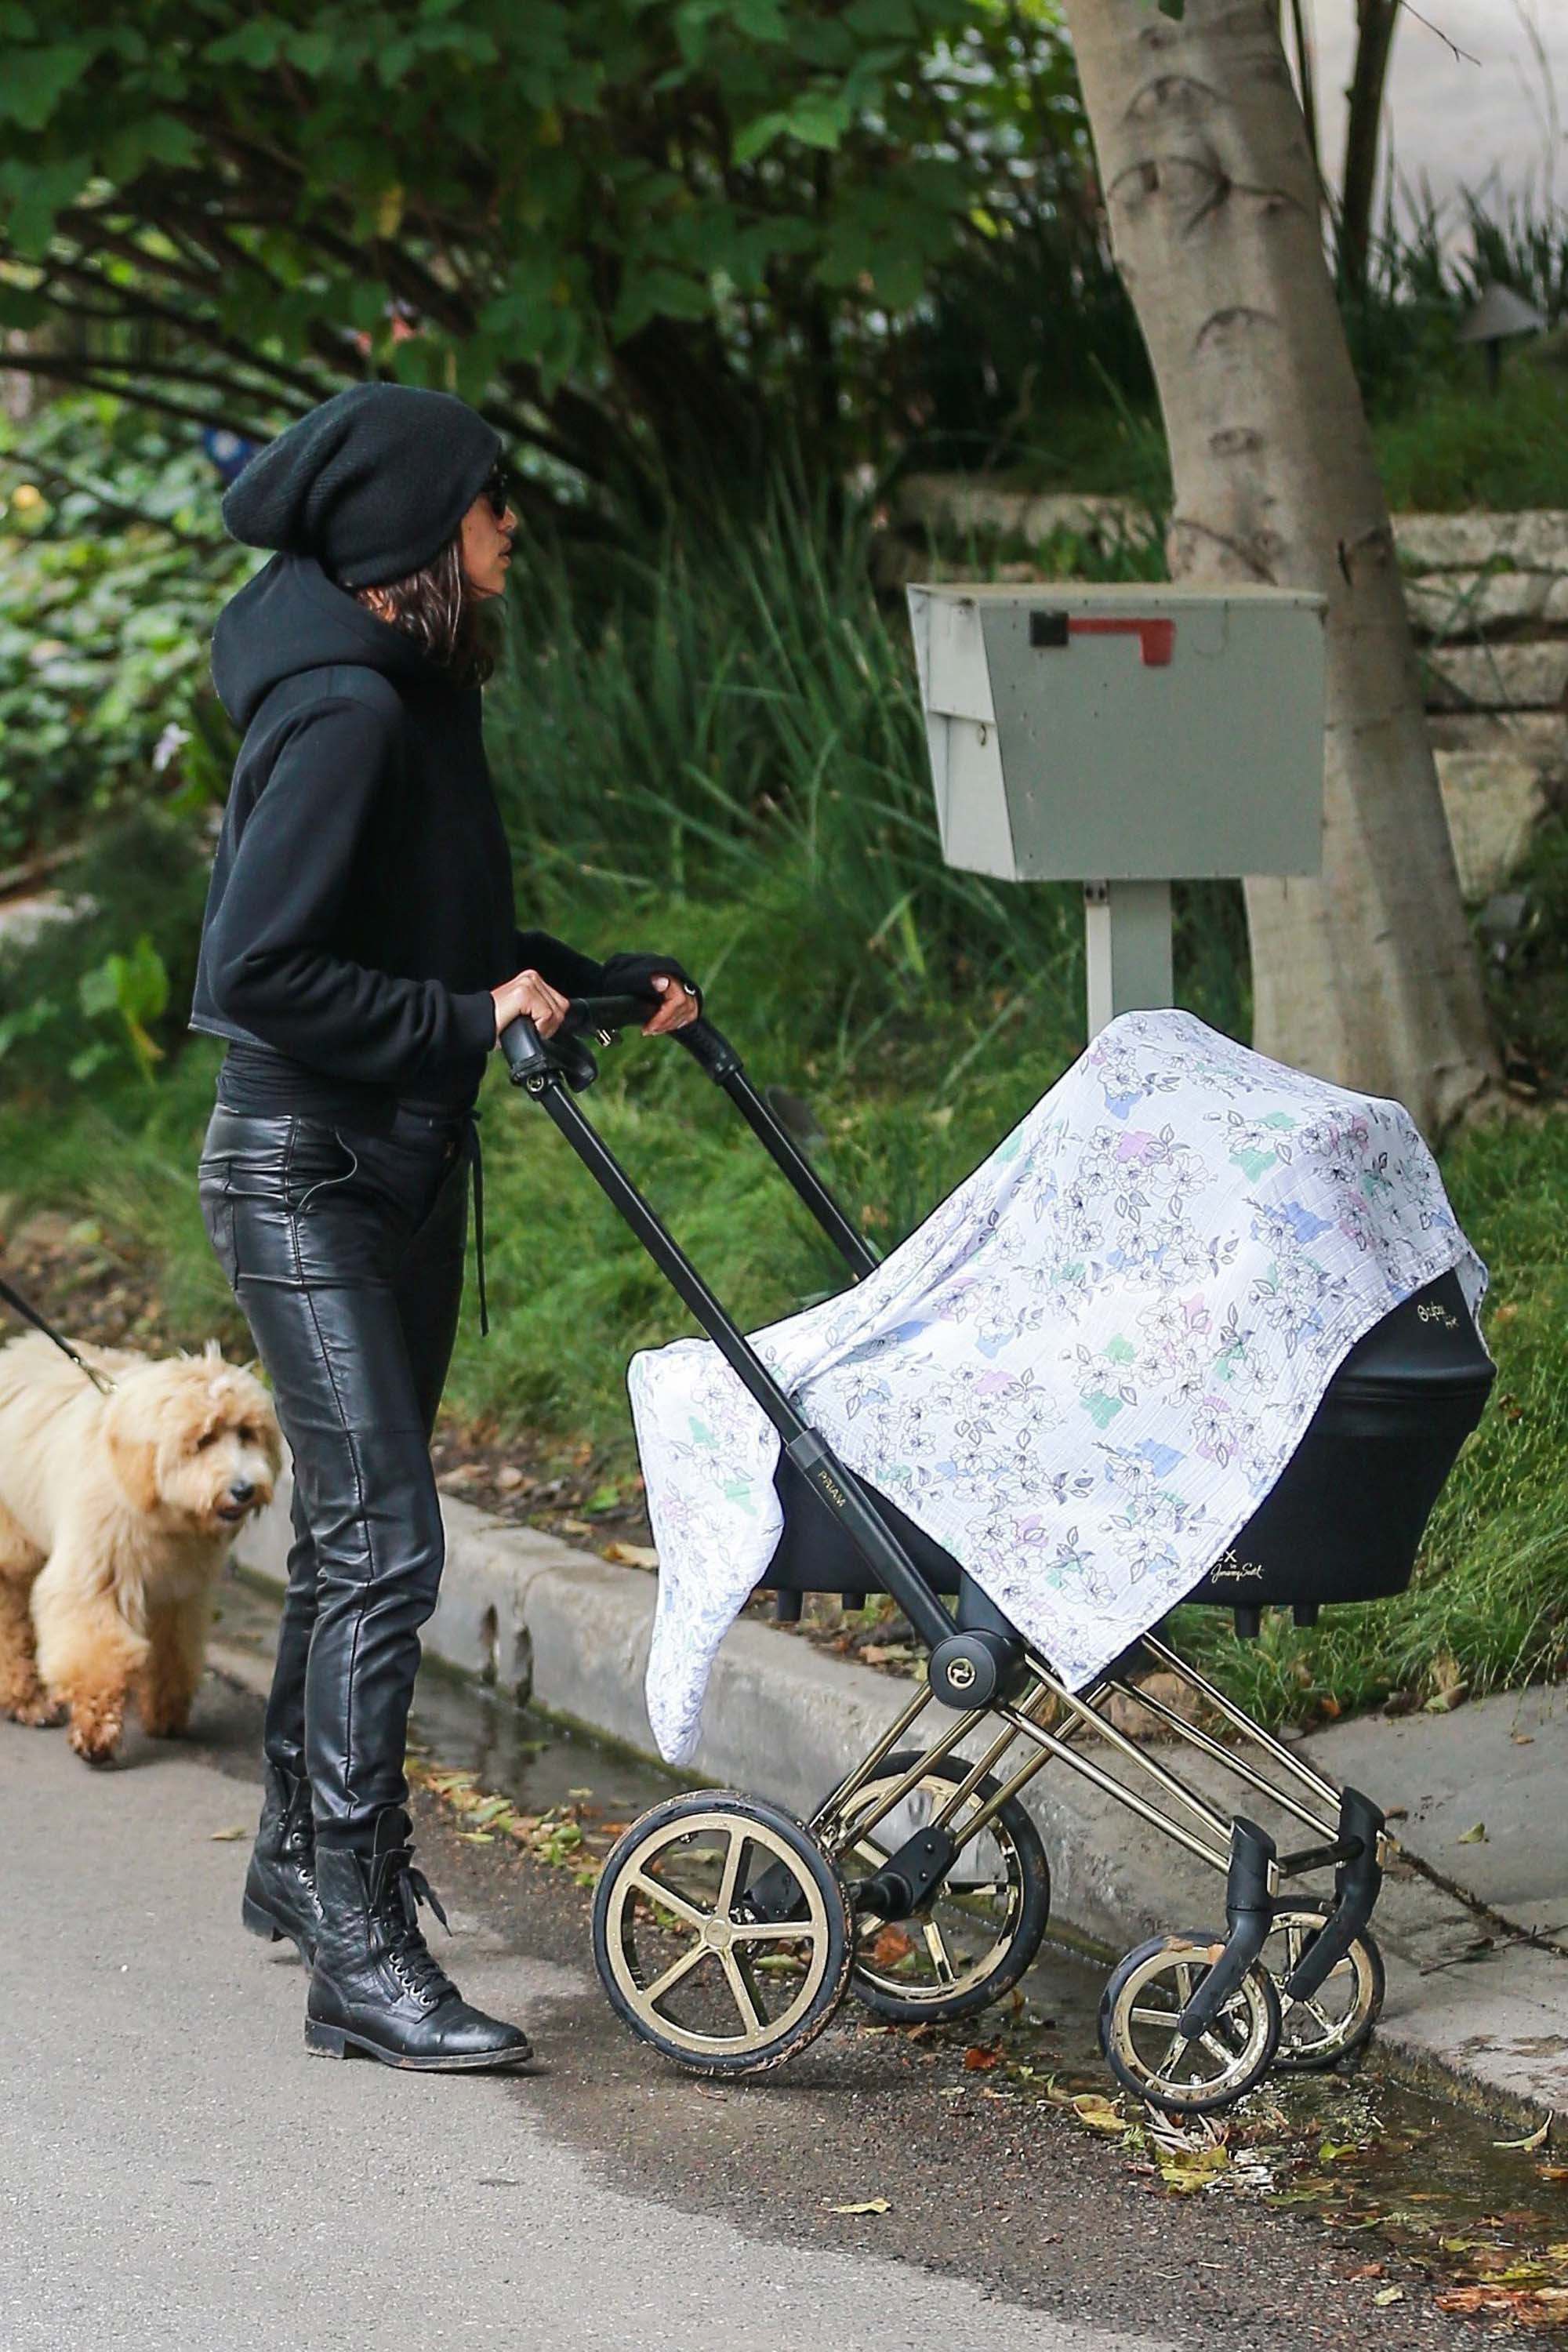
top-left (0, 397), bottom-right (248, 867)
top-left (0, 805), bottom-right (213, 1094)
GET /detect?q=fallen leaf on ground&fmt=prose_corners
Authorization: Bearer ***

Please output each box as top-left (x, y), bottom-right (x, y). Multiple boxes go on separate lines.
top-left (963, 2044), bottom-right (1000, 2071)
top-left (1495, 2118), bottom-right (1552, 2153)
top-left (1071, 2093), bottom-right (1128, 2135)
top-left (870, 1926), bottom-right (915, 1967)
top-left (1425, 1652), bottom-right (1468, 1712)
top-left (209, 1827), bottom-right (247, 1842)
top-left (602, 1541), bottom-right (659, 1568)
top-left (1437, 2285), bottom-right (1568, 2324)
top-left (1157, 2145), bottom-right (1229, 2193)
top-left (828, 2198), bottom-right (890, 2216)
top-left (1372, 2285), bottom-right (1404, 2307)
top-left (466, 1797), bottom-right (516, 1828)
top-left (1456, 1821), bottom-right (1488, 1845)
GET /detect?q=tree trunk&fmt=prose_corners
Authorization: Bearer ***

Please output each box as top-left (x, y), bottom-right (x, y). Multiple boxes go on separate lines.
top-left (1062, 0), bottom-right (1500, 1140)
top-left (1281, 0), bottom-right (1322, 209)
top-left (1339, 0), bottom-right (1399, 300)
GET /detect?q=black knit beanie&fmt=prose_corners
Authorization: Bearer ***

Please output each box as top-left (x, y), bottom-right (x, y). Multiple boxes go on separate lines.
top-left (220, 383), bottom-right (502, 589)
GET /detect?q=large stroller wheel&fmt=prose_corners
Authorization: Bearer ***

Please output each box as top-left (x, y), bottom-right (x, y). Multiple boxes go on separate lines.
top-left (1100, 1932), bottom-right (1281, 2115)
top-left (829, 1752), bottom-right (1051, 2025)
top-left (592, 1791), bottom-right (854, 2077)
top-left (1263, 1909), bottom-right (1385, 2073)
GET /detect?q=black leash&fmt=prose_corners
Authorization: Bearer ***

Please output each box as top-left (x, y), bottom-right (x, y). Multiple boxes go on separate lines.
top-left (0, 1266), bottom-right (116, 1394)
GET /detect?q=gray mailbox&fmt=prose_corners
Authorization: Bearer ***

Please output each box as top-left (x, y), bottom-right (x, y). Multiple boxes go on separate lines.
top-left (906, 582), bottom-right (1327, 1033)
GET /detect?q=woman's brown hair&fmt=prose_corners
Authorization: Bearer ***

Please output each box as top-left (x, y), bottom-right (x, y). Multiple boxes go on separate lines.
top-left (352, 532), bottom-right (497, 686)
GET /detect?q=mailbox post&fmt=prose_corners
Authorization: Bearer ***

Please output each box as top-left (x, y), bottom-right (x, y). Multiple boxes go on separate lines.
top-left (906, 583), bottom-right (1327, 1036)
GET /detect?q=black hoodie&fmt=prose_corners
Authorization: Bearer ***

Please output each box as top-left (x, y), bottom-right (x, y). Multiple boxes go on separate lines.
top-left (188, 553), bottom-right (608, 1112)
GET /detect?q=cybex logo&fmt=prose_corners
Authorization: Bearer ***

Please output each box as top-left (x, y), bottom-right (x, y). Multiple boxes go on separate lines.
top-left (946, 1657), bottom-right (978, 1691)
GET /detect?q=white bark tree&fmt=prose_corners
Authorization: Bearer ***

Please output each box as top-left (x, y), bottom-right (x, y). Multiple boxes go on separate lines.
top-left (1062, 0), bottom-right (1501, 1139)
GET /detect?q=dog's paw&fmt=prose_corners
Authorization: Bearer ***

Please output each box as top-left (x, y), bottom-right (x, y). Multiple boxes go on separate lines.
top-left (4, 1693), bottom-right (67, 1730)
top-left (67, 1704), bottom-right (125, 1767)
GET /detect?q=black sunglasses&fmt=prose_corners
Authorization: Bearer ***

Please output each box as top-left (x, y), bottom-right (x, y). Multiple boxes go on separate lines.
top-left (479, 461), bottom-right (516, 521)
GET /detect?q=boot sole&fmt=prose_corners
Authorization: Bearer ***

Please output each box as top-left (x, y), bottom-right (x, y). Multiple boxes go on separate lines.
top-left (304, 2017), bottom-right (534, 2071)
top-left (243, 1893), bottom-right (316, 1968)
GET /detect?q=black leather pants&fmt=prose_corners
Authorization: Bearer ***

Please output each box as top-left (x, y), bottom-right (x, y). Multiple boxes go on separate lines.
top-left (196, 1104), bottom-right (470, 1848)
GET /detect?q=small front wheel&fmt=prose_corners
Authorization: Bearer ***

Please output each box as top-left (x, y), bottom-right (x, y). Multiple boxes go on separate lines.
top-left (592, 1791), bottom-right (854, 2078)
top-left (1100, 1931), bottom-right (1281, 2115)
top-left (1263, 1909), bottom-right (1385, 2073)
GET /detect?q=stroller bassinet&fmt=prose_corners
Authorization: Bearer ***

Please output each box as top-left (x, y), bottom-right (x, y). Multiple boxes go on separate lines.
top-left (500, 993), bottom-right (1494, 2114)
top-left (763, 1261), bottom-right (1492, 1635)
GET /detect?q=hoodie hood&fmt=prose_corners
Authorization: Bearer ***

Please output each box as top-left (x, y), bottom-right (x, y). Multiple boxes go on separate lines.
top-left (211, 551), bottom-right (444, 731)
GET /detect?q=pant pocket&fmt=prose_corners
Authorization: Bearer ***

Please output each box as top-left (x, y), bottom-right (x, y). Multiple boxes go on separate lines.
top-left (198, 1174), bottom-right (240, 1286)
top-left (290, 1123), bottom-right (362, 1218)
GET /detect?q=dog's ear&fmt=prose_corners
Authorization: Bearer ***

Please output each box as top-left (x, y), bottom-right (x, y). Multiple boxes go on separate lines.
top-left (107, 1422), bottom-right (162, 1515)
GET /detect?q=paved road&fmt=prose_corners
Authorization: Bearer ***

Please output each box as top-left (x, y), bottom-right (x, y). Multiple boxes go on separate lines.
top-left (1, 1678), bottom-right (1464, 2352)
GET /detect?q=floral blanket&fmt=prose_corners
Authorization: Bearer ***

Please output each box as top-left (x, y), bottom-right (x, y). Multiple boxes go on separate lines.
top-left (626, 1011), bottom-right (1487, 1766)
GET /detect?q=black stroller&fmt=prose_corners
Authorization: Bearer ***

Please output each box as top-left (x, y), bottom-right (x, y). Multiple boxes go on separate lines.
top-left (503, 994), bottom-right (1494, 2114)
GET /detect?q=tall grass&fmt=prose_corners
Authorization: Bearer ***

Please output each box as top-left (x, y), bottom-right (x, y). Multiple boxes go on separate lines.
top-left (485, 486), bottom-right (1088, 1046)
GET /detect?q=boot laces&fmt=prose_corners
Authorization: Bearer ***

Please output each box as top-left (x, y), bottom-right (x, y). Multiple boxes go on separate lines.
top-left (374, 1849), bottom-right (455, 2008)
top-left (285, 1787), bottom-right (316, 1868)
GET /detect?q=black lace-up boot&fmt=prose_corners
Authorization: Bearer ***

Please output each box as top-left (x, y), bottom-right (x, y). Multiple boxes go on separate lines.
top-left (241, 1761), bottom-right (321, 1965)
top-left (305, 1808), bottom-right (533, 2071)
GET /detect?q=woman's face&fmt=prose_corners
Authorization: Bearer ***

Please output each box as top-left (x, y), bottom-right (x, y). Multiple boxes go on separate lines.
top-left (460, 478), bottom-right (516, 597)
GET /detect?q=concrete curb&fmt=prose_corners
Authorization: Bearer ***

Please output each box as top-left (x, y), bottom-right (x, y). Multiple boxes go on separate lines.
top-left (234, 1470), bottom-right (1565, 2127)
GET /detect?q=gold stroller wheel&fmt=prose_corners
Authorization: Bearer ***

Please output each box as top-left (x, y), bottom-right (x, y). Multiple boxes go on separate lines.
top-left (591, 1792), bottom-right (854, 2077)
top-left (1262, 1908), bottom-right (1385, 2073)
top-left (829, 1753), bottom-right (1051, 2025)
top-left (1100, 1931), bottom-right (1281, 2115)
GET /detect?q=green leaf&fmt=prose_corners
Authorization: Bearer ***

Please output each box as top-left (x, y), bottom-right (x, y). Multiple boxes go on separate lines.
top-left (731, 109), bottom-right (789, 165)
top-left (204, 19), bottom-right (285, 69)
top-left (788, 99), bottom-right (853, 151)
top-left (283, 29), bottom-right (336, 75)
top-left (142, 115), bottom-right (201, 168)
top-left (0, 44), bottom-right (94, 132)
top-left (732, 0), bottom-right (788, 38)
top-left (1156, 0), bottom-right (1185, 15)
top-left (2, 155), bottom-right (90, 256)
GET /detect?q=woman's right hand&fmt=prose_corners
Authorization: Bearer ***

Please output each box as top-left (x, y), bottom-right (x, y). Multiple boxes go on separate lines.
top-left (490, 967), bottom-right (570, 1042)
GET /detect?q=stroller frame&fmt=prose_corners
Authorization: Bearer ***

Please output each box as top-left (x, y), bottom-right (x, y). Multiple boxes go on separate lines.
top-left (505, 1000), bottom-right (1392, 2109)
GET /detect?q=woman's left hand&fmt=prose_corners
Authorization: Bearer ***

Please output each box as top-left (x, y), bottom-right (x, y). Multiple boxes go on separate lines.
top-left (641, 974), bottom-right (702, 1036)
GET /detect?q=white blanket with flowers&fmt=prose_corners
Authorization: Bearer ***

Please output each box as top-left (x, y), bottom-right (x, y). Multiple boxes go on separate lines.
top-left (626, 1011), bottom-right (1487, 1766)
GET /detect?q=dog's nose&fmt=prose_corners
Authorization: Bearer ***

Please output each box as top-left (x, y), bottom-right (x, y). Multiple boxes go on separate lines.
top-left (227, 1478), bottom-right (255, 1504)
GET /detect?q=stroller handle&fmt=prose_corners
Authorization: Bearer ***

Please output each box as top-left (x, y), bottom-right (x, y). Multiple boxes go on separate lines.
top-left (499, 988), bottom-right (880, 1280)
top-left (562, 993), bottom-right (740, 1081)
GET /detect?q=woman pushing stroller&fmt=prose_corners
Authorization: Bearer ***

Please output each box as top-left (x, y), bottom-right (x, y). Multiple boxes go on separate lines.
top-left (191, 382), bottom-right (701, 2072)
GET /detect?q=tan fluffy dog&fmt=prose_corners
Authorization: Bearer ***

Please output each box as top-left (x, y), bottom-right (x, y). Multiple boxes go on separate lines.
top-left (0, 1331), bottom-right (281, 1763)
